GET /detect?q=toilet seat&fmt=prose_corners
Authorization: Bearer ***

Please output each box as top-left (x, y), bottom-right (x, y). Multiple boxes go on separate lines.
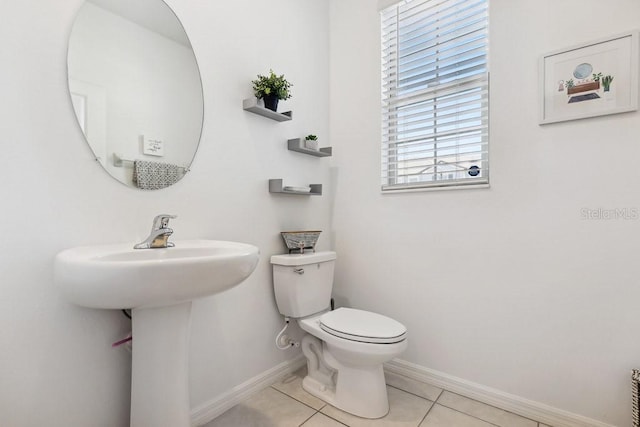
top-left (319, 308), bottom-right (407, 344)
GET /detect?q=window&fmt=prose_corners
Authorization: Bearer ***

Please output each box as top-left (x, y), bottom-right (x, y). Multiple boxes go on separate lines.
top-left (381, 0), bottom-right (489, 191)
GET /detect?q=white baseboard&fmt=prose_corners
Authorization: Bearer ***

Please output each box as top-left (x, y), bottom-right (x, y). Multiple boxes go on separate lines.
top-left (191, 355), bottom-right (306, 426)
top-left (385, 359), bottom-right (616, 427)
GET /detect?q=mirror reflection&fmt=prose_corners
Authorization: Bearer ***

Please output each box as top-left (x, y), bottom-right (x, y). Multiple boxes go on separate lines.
top-left (67, 0), bottom-right (204, 190)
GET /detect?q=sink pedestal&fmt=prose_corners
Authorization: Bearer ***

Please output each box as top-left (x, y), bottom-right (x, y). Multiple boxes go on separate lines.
top-left (131, 301), bottom-right (192, 427)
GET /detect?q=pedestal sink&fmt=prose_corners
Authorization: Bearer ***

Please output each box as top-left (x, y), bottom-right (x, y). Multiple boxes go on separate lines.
top-left (54, 240), bottom-right (259, 427)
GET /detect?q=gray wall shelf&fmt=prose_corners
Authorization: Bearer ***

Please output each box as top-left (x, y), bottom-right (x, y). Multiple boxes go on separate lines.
top-left (269, 179), bottom-right (322, 196)
top-left (287, 139), bottom-right (332, 157)
top-left (243, 98), bottom-right (292, 122)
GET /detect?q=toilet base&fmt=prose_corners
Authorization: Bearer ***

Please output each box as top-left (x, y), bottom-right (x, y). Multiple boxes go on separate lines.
top-left (301, 364), bottom-right (390, 419)
top-left (336, 363), bottom-right (389, 418)
top-left (302, 375), bottom-right (338, 407)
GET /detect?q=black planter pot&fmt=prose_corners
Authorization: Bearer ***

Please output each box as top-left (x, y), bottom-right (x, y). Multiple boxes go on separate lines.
top-left (263, 94), bottom-right (279, 112)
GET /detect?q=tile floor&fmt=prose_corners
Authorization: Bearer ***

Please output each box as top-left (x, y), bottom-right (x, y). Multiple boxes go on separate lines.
top-left (203, 367), bottom-right (552, 427)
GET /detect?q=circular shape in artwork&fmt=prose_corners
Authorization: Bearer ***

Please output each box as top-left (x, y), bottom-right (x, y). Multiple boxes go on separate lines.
top-left (573, 63), bottom-right (593, 79)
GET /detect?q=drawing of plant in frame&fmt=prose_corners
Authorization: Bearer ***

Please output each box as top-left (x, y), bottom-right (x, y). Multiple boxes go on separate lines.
top-left (540, 31), bottom-right (638, 124)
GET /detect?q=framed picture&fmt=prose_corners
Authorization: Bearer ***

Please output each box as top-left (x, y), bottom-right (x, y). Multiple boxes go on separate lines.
top-left (142, 135), bottom-right (164, 157)
top-left (539, 31), bottom-right (638, 124)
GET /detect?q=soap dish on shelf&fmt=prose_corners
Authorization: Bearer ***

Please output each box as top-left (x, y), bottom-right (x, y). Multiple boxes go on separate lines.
top-left (283, 186), bottom-right (311, 193)
top-left (269, 179), bottom-right (322, 195)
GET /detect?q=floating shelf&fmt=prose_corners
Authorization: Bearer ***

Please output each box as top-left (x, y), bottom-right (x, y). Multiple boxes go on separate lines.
top-left (269, 179), bottom-right (322, 196)
top-left (243, 98), bottom-right (292, 122)
top-left (287, 139), bottom-right (332, 157)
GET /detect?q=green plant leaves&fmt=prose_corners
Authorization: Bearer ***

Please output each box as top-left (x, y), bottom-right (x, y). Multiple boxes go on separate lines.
top-left (251, 69), bottom-right (292, 100)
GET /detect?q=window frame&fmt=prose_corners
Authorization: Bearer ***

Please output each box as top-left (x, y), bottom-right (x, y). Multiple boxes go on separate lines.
top-left (380, 0), bottom-right (490, 193)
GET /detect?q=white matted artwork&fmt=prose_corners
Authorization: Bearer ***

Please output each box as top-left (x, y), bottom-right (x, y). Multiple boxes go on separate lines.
top-left (142, 135), bottom-right (164, 157)
top-left (539, 31), bottom-right (639, 124)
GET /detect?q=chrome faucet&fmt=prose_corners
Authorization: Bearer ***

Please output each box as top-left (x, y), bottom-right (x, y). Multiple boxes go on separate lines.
top-left (134, 214), bottom-right (177, 249)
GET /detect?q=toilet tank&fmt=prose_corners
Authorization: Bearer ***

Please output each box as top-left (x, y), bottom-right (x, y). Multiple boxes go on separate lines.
top-left (270, 251), bottom-right (336, 318)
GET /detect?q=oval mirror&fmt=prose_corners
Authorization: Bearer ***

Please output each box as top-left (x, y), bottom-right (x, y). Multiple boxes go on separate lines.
top-left (67, 0), bottom-right (204, 190)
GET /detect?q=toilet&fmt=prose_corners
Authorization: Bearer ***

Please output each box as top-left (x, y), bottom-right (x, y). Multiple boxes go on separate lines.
top-left (271, 251), bottom-right (407, 419)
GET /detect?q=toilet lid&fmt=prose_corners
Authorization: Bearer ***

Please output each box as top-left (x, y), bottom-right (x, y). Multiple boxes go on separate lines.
top-left (319, 308), bottom-right (407, 344)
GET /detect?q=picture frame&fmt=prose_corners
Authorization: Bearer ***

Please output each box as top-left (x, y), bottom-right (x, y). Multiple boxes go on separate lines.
top-left (142, 135), bottom-right (164, 157)
top-left (539, 31), bottom-right (639, 124)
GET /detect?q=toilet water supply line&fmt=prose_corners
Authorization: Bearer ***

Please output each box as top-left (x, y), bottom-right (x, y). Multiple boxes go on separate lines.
top-left (275, 317), bottom-right (300, 350)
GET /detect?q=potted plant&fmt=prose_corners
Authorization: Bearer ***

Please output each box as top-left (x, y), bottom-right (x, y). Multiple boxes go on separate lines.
top-left (304, 134), bottom-right (318, 150)
top-left (251, 70), bottom-right (292, 112)
top-left (602, 75), bottom-right (614, 92)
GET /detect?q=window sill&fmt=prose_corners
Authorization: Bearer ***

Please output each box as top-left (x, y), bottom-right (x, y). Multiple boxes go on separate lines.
top-left (381, 182), bottom-right (490, 194)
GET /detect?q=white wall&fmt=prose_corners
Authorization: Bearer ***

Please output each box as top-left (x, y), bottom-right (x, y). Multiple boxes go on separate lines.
top-left (329, 1), bottom-right (640, 426)
top-left (0, 0), bottom-right (329, 425)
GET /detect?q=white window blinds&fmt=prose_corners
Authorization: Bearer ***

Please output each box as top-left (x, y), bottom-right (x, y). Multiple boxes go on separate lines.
top-left (381, 0), bottom-right (489, 191)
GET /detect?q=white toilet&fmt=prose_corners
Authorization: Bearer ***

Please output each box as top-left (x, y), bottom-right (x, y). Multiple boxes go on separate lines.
top-left (271, 251), bottom-right (407, 419)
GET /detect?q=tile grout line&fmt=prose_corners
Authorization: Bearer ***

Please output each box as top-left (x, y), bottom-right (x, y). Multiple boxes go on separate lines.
top-left (437, 390), bottom-right (541, 426)
top-left (418, 400), bottom-right (437, 426)
top-left (321, 413), bottom-right (350, 427)
top-left (297, 410), bottom-right (319, 427)
top-left (386, 383), bottom-right (441, 403)
top-left (269, 384), bottom-right (327, 412)
top-left (413, 387), bottom-right (443, 427)
top-left (432, 402), bottom-right (503, 427)
top-left (318, 412), bottom-right (350, 427)
top-left (430, 388), bottom-right (503, 427)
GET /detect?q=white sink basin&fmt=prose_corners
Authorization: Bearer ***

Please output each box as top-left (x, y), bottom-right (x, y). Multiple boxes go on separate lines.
top-left (54, 239), bottom-right (260, 309)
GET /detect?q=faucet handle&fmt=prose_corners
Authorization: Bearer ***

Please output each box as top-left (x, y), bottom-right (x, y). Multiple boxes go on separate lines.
top-left (152, 214), bottom-right (177, 230)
